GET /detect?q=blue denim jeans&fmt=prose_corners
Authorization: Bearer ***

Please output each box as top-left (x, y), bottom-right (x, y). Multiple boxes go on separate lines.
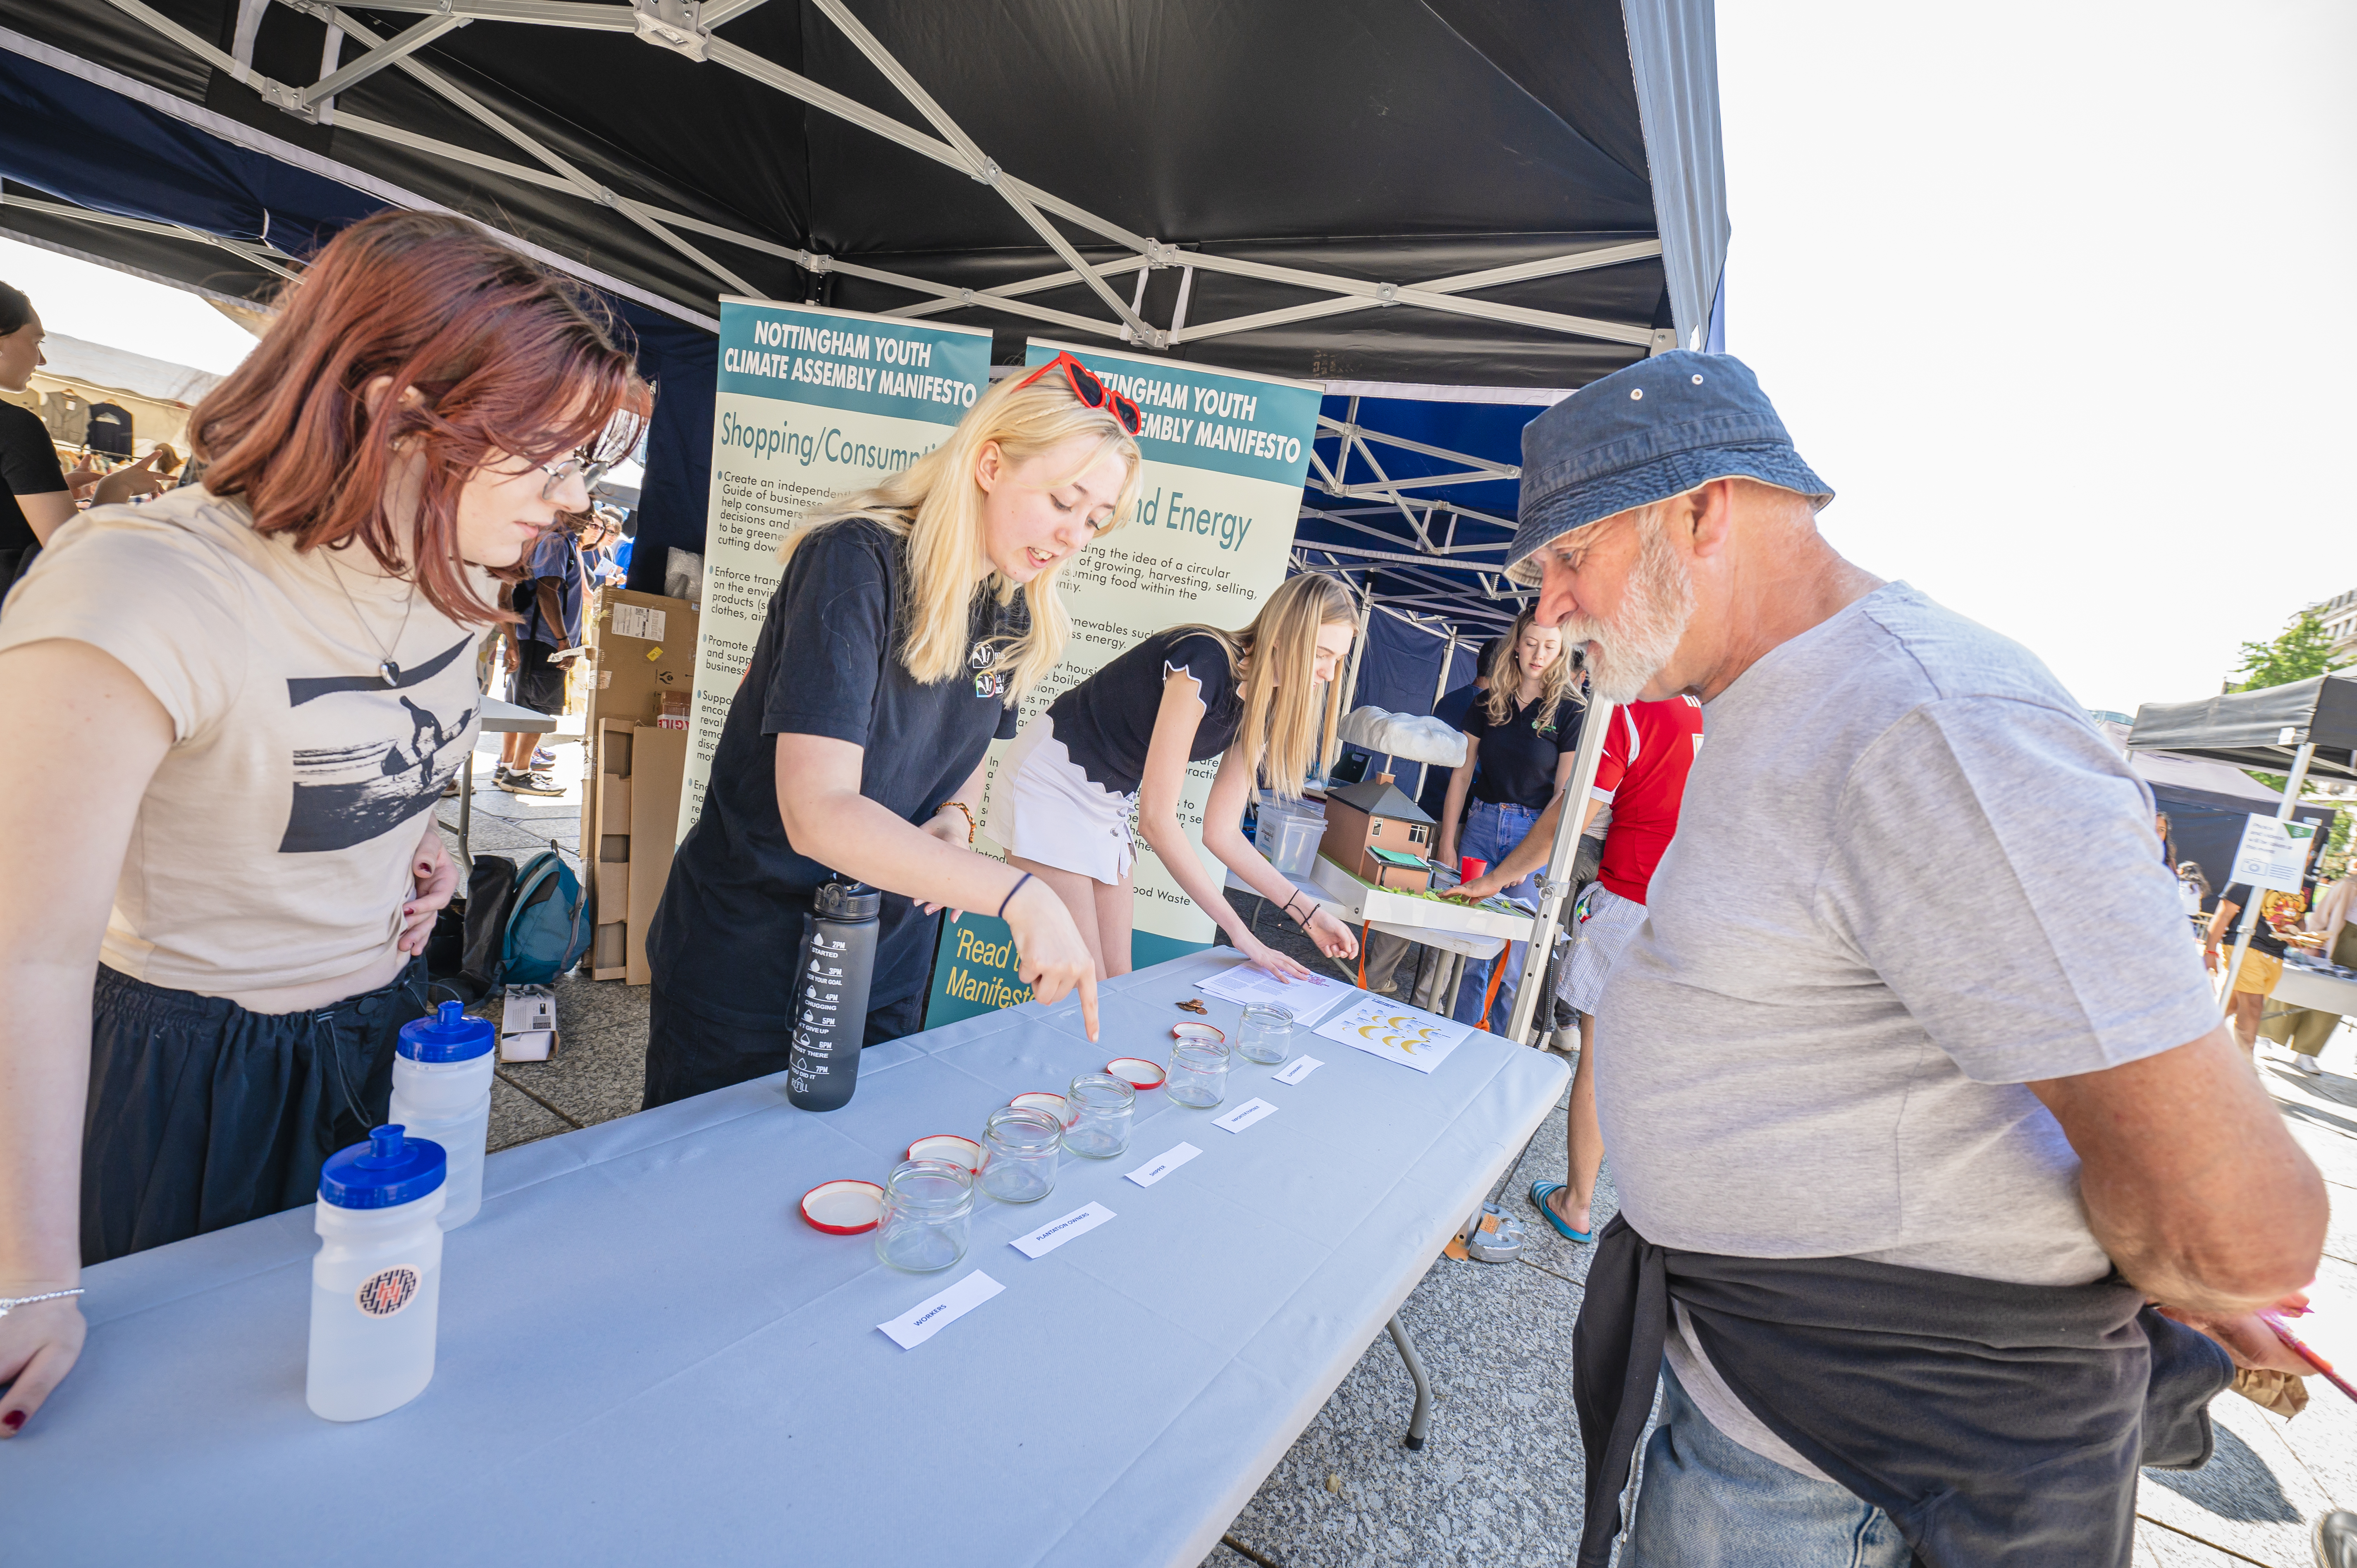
top-left (1625, 1361), bottom-right (1911, 1568)
top-left (1450, 798), bottom-right (1544, 1030)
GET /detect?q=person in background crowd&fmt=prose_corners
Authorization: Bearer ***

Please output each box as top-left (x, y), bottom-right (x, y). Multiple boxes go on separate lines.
top-left (1503, 352), bottom-right (2320, 1568)
top-left (0, 211), bottom-right (648, 1437)
top-left (583, 504), bottom-right (628, 584)
top-left (1434, 609), bottom-right (1582, 1029)
top-left (1356, 632), bottom-right (1508, 1001)
top-left (494, 522), bottom-right (585, 795)
top-left (1430, 632), bottom-right (1507, 735)
top-left (1451, 690), bottom-right (1703, 1240)
top-left (642, 351), bottom-right (1132, 1107)
top-left (0, 282), bottom-right (73, 595)
top-left (2177, 858), bottom-right (2213, 918)
top-left (2206, 876), bottom-right (2293, 1057)
top-left (990, 571), bottom-right (1362, 981)
top-left (2264, 866), bottom-right (2355, 1076)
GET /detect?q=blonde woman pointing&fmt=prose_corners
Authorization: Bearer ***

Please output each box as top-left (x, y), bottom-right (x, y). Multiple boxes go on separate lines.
top-left (990, 571), bottom-right (1362, 980)
top-left (644, 353), bottom-right (1144, 1104)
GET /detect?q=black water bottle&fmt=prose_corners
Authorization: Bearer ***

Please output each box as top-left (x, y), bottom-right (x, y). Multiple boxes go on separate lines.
top-left (786, 881), bottom-right (881, 1112)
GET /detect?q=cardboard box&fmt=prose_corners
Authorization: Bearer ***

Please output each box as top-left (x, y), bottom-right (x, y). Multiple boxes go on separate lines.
top-left (587, 588), bottom-right (699, 728)
top-left (599, 776), bottom-right (632, 835)
top-left (591, 921), bottom-right (627, 980)
top-left (499, 987), bottom-right (560, 1063)
top-left (599, 721), bottom-right (633, 776)
top-left (595, 856), bottom-right (630, 924)
top-left (624, 723), bottom-right (690, 987)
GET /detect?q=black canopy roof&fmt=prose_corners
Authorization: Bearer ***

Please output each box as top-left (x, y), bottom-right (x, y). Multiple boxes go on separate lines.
top-left (2128, 674), bottom-right (2357, 785)
top-left (0, 0), bottom-right (1716, 385)
top-left (0, 0), bottom-right (1726, 629)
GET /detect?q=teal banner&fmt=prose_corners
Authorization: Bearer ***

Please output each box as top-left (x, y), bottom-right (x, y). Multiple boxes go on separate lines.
top-left (718, 300), bottom-right (986, 422)
top-left (1023, 339), bottom-right (1325, 489)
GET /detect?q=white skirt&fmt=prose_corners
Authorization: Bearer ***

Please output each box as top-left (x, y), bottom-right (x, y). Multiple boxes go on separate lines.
top-left (987, 714), bottom-right (1138, 885)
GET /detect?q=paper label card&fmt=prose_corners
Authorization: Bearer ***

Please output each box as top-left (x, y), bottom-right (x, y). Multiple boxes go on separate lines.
top-left (1009, 1202), bottom-right (1116, 1259)
top-left (1272, 1055), bottom-right (1324, 1085)
top-left (1196, 962), bottom-right (1354, 1025)
top-left (1212, 1098), bottom-right (1278, 1134)
top-left (877, 1270), bottom-right (1004, 1350)
top-left (1125, 1142), bottom-right (1203, 1187)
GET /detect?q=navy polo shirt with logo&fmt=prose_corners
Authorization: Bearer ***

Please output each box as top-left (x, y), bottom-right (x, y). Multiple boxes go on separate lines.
top-left (1461, 691), bottom-right (1582, 811)
top-left (648, 516), bottom-right (1021, 1024)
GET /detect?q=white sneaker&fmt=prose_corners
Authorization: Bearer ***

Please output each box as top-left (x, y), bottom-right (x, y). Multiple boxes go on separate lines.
top-left (2293, 1052), bottom-right (2324, 1076)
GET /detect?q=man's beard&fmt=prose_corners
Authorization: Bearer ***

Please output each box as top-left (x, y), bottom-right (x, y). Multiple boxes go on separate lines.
top-left (1556, 511), bottom-right (1694, 705)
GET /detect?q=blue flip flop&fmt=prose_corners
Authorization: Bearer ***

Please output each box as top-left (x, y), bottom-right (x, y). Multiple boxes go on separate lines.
top-left (1528, 1180), bottom-right (1595, 1244)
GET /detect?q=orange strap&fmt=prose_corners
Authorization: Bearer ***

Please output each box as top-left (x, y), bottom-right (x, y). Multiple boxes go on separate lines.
top-left (1356, 922), bottom-right (1371, 988)
top-left (1478, 951), bottom-right (1508, 1032)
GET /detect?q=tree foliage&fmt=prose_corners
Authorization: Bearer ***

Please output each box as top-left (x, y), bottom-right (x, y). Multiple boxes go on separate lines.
top-left (2233, 608), bottom-right (2344, 692)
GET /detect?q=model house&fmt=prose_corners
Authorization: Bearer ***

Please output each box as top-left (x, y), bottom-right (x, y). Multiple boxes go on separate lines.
top-left (1318, 773), bottom-right (1437, 891)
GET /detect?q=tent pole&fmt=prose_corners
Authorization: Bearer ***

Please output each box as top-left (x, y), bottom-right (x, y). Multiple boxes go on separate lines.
top-left (2218, 741), bottom-right (2316, 1020)
top-left (1503, 698), bottom-right (1614, 1045)
top-left (1342, 585), bottom-right (1373, 715)
top-left (1418, 630), bottom-right (1457, 799)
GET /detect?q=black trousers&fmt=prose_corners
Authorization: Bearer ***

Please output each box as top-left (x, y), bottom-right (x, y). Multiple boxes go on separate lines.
top-left (83, 958), bottom-right (438, 1266)
top-left (642, 985), bottom-right (925, 1110)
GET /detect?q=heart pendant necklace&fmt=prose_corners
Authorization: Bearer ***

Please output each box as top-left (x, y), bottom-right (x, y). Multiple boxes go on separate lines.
top-left (326, 550), bottom-right (418, 687)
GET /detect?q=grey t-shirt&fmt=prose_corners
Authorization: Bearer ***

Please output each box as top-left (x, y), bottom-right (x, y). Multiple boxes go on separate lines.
top-left (1597, 583), bottom-right (2218, 1474)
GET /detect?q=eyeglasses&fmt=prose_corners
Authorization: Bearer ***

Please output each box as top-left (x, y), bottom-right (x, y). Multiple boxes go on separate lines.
top-left (539, 454), bottom-right (611, 503)
top-left (1010, 351), bottom-right (1142, 435)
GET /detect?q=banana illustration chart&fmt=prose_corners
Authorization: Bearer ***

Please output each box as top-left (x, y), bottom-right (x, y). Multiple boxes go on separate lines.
top-left (1312, 995), bottom-right (1471, 1076)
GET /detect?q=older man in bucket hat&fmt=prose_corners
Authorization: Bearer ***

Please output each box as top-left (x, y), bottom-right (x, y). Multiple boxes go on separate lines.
top-left (1509, 352), bottom-right (2325, 1568)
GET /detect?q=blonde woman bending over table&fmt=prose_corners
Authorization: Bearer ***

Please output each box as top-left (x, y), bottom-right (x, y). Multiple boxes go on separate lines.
top-left (989, 571), bottom-right (1363, 980)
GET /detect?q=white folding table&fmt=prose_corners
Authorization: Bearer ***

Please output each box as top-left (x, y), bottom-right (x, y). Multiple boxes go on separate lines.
top-left (11, 949), bottom-right (1565, 1567)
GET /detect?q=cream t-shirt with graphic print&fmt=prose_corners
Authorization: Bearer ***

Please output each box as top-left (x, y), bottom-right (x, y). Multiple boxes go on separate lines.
top-left (0, 485), bottom-right (487, 993)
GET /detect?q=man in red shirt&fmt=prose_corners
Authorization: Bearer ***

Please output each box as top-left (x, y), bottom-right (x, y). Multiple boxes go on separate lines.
top-left (1452, 692), bottom-right (1704, 1242)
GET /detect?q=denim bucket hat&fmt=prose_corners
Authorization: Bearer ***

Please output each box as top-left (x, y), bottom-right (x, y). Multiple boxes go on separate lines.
top-left (1505, 350), bottom-right (1832, 585)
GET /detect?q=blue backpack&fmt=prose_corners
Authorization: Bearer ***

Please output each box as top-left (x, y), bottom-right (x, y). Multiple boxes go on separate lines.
top-left (502, 850), bottom-right (590, 984)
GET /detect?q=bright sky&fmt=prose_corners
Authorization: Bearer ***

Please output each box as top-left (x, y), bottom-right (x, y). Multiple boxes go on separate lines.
top-left (0, 234), bottom-right (261, 377)
top-left (1717, 3), bottom-right (2357, 716)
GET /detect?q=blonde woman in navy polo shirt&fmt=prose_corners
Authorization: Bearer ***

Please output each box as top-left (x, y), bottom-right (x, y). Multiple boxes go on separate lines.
top-left (1436, 608), bottom-right (1582, 1027)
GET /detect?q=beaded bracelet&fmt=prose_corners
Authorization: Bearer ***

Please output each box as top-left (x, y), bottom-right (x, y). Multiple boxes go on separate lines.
top-left (936, 800), bottom-right (977, 844)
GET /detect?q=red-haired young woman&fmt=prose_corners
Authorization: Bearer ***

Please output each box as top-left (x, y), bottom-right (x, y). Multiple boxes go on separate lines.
top-left (0, 211), bottom-right (647, 1435)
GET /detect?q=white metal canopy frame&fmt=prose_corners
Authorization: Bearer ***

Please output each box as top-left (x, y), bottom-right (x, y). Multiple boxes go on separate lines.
top-left (84, 0), bottom-right (1668, 356)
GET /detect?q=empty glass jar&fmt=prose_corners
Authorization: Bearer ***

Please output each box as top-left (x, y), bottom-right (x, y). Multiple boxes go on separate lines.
top-left (1061, 1073), bottom-right (1135, 1160)
top-left (1235, 1004), bottom-right (1296, 1066)
top-left (873, 1158), bottom-right (973, 1272)
top-left (1167, 1035), bottom-right (1230, 1107)
top-left (977, 1105), bottom-right (1061, 1203)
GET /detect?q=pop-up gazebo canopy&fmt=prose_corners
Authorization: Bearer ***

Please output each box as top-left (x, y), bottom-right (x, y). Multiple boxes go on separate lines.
top-left (0, 0), bottom-right (1726, 641)
top-left (2129, 675), bottom-right (2357, 787)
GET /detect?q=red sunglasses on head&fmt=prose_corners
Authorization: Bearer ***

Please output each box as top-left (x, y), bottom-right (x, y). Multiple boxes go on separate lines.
top-left (1011, 351), bottom-right (1143, 435)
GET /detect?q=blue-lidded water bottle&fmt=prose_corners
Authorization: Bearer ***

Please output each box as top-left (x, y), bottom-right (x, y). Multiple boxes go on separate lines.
top-left (307, 1125), bottom-right (447, 1422)
top-left (388, 1001), bottom-right (496, 1229)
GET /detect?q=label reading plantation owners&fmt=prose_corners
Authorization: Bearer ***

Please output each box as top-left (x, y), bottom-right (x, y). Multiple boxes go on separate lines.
top-left (678, 300), bottom-right (992, 841)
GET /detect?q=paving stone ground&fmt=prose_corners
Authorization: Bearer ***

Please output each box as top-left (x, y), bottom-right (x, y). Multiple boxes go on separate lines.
top-left (438, 727), bottom-right (2355, 1566)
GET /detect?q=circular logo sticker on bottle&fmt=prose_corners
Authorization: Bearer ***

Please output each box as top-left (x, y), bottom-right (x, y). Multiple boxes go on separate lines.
top-left (356, 1265), bottom-right (421, 1318)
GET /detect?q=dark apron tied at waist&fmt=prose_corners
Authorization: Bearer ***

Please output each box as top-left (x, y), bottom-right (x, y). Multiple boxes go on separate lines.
top-left (1571, 1214), bottom-right (2234, 1568)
